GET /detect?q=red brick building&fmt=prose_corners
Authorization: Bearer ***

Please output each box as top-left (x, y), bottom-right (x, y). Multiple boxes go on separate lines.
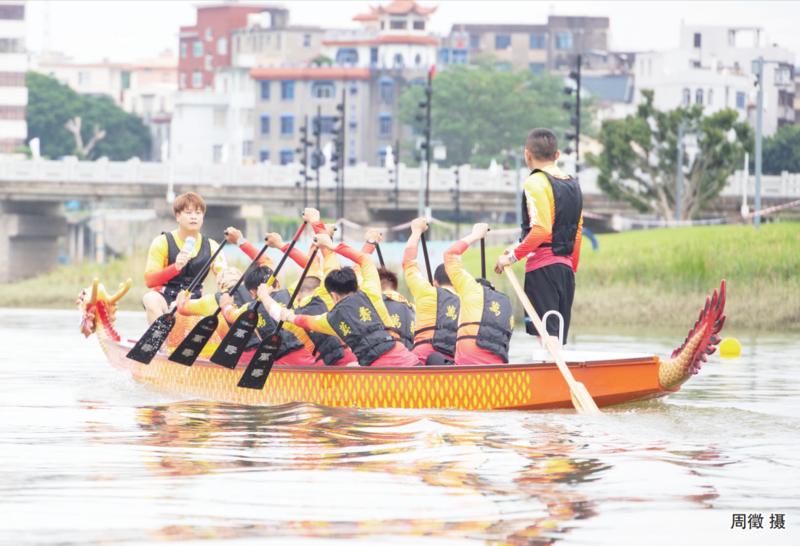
top-left (178, 3), bottom-right (264, 91)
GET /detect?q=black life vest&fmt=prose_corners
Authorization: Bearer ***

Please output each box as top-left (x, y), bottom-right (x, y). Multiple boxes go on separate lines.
top-left (520, 169), bottom-right (583, 256)
top-left (327, 291), bottom-right (396, 366)
top-left (295, 294), bottom-right (345, 366)
top-left (163, 232), bottom-right (211, 298)
top-left (456, 284), bottom-right (513, 363)
top-left (245, 294), bottom-right (305, 359)
top-left (413, 287), bottom-right (460, 357)
top-left (383, 293), bottom-right (415, 350)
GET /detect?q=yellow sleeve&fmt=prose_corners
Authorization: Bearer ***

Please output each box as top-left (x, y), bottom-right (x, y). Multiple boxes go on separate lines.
top-left (293, 312), bottom-right (337, 337)
top-left (208, 238), bottom-right (227, 276)
top-left (180, 293), bottom-right (218, 316)
top-left (522, 173), bottom-right (554, 235)
top-left (144, 234), bottom-right (169, 274)
top-left (403, 260), bottom-right (435, 303)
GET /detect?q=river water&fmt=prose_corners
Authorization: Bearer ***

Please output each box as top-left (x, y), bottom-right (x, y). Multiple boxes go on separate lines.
top-left (0, 309), bottom-right (798, 545)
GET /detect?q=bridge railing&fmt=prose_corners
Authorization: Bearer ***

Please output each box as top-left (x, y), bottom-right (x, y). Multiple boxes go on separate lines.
top-left (1, 158), bottom-right (799, 198)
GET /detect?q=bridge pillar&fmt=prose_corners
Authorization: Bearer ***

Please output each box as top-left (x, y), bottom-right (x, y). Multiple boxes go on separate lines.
top-left (0, 201), bottom-right (67, 282)
top-left (204, 205), bottom-right (246, 242)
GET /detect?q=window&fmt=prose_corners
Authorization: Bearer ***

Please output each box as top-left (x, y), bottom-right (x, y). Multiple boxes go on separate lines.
top-left (0, 72), bottom-right (24, 86)
top-left (0, 38), bottom-right (22, 53)
top-left (349, 120), bottom-right (357, 130)
top-left (695, 88), bottom-right (704, 105)
top-left (336, 48), bottom-right (359, 65)
top-left (317, 116), bottom-right (337, 134)
top-left (529, 33), bottom-right (546, 49)
top-left (213, 107), bottom-right (226, 127)
top-left (242, 140), bottom-right (253, 158)
top-left (415, 53), bottom-right (422, 66)
top-left (205, 27), bottom-right (213, 41)
top-left (736, 91), bottom-right (746, 109)
top-left (205, 54), bottom-right (213, 71)
top-left (682, 88), bottom-right (691, 106)
top-left (192, 71), bottom-right (203, 88)
top-left (77, 71), bottom-right (90, 86)
top-left (259, 149), bottom-right (270, 162)
top-left (280, 115), bottom-right (294, 135)
top-left (260, 81), bottom-right (270, 100)
top-left (379, 114), bottom-right (392, 137)
top-left (390, 19), bottom-right (406, 30)
top-left (693, 32), bottom-right (701, 48)
top-left (370, 47), bottom-right (378, 66)
top-left (690, 60), bottom-right (701, 69)
top-left (707, 89), bottom-right (713, 106)
top-left (379, 79), bottom-right (394, 103)
top-left (0, 5), bottom-right (25, 19)
top-left (303, 34), bottom-right (311, 47)
top-left (213, 145), bottom-right (223, 163)
top-left (452, 50), bottom-right (468, 64)
top-left (259, 114), bottom-right (270, 135)
top-left (413, 20), bottom-right (425, 30)
top-left (280, 149), bottom-right (294, 165)
top-left (179, 73), bottom-right (187, 88)
top-left (378, 148), bottom-right (388, 167)
top-left (469, 34), bottom-right (480, 49)
top-left (217, 37), bottom-right (227, 55)
top-left (555, 32), bottom-right (572, 50)
top-left (180, 41), bottom-right (188, 58)
top-left (393, 53), bottom-right (404, 68)
top-left (529, 63), bottom-right (545, 75)
top-left (350, 83), bottom-right (359, 95)
top-left (193, 40), bottom-right (203, 57)
top-left (281, 81), bottom-right (294, 100)
top-left (311, 81), bottom-right (335, 99)
top-left (495, 34), bottom-right (511, 50)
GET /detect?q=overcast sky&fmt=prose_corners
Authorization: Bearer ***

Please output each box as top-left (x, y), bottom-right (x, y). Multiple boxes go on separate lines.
top-left (24, 0), bottom-right (800, 62)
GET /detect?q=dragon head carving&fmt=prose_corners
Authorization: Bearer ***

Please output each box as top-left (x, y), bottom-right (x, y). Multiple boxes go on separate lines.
top-left (77, 278), bottom-right (132, 340)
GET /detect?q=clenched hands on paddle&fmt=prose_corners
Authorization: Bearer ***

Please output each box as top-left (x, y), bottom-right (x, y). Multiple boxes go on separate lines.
top-left (502, 265), bottom-right (601, 415)
top-left (127, 234), bottom-right (228, 364)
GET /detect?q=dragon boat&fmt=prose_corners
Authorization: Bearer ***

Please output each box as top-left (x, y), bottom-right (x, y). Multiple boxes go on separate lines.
top-left (78, 278), bottom-right (726, 411)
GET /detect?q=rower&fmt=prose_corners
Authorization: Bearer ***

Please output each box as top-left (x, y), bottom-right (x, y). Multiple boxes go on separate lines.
top-left (141, 192), bottom-right (227, 324)
top-left (360, 229), bottom-right (415, 351)
top-left (403, 217), bottom-right (460, 365)
top-left (258, 208), bottom-right (419, 368)
top-left (445, 223), bottom-right (514, 365)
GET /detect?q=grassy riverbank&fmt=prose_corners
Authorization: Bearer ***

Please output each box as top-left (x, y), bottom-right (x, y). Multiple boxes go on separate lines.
top-left (1, 222), bottom-right (798, 333)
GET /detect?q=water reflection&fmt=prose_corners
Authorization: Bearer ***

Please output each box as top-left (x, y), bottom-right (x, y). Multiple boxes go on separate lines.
top-left (126, 402), bottom-right (604, 544)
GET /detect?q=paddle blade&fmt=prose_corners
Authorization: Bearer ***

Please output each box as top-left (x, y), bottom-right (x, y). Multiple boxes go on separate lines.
top-left (209, 309), bottom-right (258, 369)
top-left (126, 313), bottom-right (176, 364)
top-left (570, 381), bottom-right (602, 415)
top-left (167, 314), bottom-right (219, 366)
top-left (237, 333), bottom-right (281, 390)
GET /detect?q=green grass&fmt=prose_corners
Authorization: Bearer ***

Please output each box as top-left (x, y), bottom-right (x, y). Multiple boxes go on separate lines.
top-left (2, 222), bottom-right (798, 332)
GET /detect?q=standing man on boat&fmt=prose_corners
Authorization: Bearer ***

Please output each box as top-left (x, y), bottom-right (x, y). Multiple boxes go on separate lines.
top-left (403, 217), bottom-right (460, 365)
top-left (494, 128), bottom-right (583, 344)
top-left (446, 223), bottom-right (514, 365)
top-left (141, 192), bottom-right (228, 324)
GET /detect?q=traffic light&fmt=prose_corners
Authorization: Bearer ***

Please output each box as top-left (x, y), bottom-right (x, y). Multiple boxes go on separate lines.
top-left (562, 55), bottom-right (582, 175)
top-left (296, 119), bottom-right (311, 204)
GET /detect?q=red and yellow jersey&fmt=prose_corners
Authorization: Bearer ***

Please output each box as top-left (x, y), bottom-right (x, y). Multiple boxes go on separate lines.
top-left (513, 165), bottom-right (583, 273)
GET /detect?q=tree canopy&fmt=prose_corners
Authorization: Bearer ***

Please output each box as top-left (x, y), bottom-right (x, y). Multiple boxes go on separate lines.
top-left (26, 71), bottom-right (151, 160)
top-left (398, 62), bottom-right (590, 168)
top-left (588, 90), bottom-right (752, 220)
top-left (762, 124), bottom-right (800, 174)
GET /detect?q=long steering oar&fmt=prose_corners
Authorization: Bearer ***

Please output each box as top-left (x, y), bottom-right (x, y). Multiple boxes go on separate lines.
top-left (503, 267), bottom-right (601, 415)
top-left (420, 233), bottom-right (433, 284)
top-left (126, 237), bottom-right (227, 364)
top-left (210, 221), bottom-right (307, 369)
top-left (167, 238), bottom-right (272, 366)
top-left (238, 246), bottom-right (320, 389)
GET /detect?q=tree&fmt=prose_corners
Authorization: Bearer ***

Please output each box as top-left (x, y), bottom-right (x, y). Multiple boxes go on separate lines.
top-left (25, 72), bottom-right (151, 160)
top-left (588, 90), bottom-right (752, 220)
top-left (398, 61), bottom-right (590, 167)
top-left (762, 124), bottom-right (800, 174)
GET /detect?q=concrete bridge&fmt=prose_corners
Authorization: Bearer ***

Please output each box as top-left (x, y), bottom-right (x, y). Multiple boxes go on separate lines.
top-left (1, 158), bottom-right (799, 282)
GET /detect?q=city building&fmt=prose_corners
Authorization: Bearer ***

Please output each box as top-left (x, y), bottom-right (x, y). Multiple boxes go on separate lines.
top-left (635, 25), bottom-right (794, 136)
top-left (0, 0), bottom-right (27, 154)
top-left (178, 3), bottom-right (265, 91)
top-left (441, 16), bottom-right (610, 73)
top-left (231, 6), bottom-right (324, 68)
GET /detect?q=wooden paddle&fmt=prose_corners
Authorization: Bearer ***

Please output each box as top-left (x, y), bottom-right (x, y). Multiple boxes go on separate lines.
top-left (238, 246), bottom-right (320, 390)
top-left (167, 239), bottom-right (272, 366)
top-left (420, 232), bottom-right (433, 284)
top-left (503, 266), bottom-right (601, 415)
top-left (126, 237), bottom-right (227, 364)
top-left (209, 221), bottom-right (307, 369)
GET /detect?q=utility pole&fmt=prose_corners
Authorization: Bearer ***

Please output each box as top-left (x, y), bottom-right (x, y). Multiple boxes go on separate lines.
top-left (676, 121), bottom-right (685, 221)
top-left (394, 139), bottom-right (400, 210)
top-left (563, 54), bottom-right (582, 181)
top-left (450, 166), bottom-right (461, 238)
top-left (314, 104), bottom-right (321, 210)
top-left (296, 115), bottom-right (310, 209)
top-left (416, 69), bottom-right (433, 212)
top-left (754, 56), bottom-right (764, 229)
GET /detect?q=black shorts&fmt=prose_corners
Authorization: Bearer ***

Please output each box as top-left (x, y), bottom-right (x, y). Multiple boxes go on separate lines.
top-left (523, 263), bottom-right (575, 344)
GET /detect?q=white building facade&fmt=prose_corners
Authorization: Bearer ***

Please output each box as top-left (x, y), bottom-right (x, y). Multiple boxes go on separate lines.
top-left (635, 25), bottom-right (794, 136)
top-left (0, 0), bottom-right (27, 154)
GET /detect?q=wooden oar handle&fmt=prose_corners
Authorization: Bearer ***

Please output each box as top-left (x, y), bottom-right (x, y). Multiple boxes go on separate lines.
top-left (420, 233), bottom-right (433, 284)
top-left (268, 221), bottom-right (307, 287)
top-left (480, 238), bottom-right (486, 280)
top-left (275, 246), bottom-right (319, 332)
top-left (375, 242), bottom-right (385, 268)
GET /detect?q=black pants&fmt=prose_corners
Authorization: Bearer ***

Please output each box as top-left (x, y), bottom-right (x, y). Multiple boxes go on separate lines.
top-left (523, 263), bottom-right (575, 344)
